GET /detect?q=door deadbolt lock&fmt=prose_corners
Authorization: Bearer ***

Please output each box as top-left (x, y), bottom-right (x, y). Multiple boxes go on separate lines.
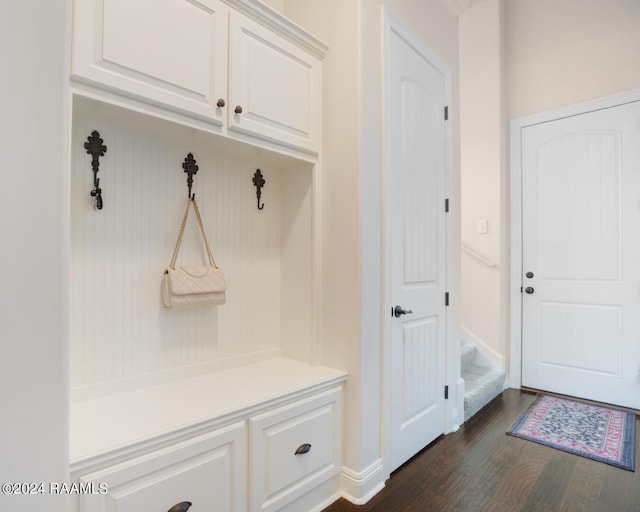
top-left (393, 305), bottom-right (413, 318)
top-left (525, 271), bottom-right (534, 278)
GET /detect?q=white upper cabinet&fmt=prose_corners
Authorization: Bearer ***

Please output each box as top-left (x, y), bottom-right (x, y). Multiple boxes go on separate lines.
top-left (71, 0), bottom-right (325, 155)
top-left (72, 0), bottom-right (228, 125)
top-left (227, 10), bottom-right (322, 155)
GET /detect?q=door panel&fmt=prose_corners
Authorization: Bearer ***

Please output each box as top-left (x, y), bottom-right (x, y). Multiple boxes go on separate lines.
top-left (387, 20), bottom-right (447, 471)
top-left (536, 132), bottom-right (621, 282)
top-left (521, 101), bottom-right (640, 409)
top-left (537, 302), bottom-right (621, 376)
top-left (401, 81), bottom-right (439, 285)
top-left (401, 318), bottom-right (439, 423)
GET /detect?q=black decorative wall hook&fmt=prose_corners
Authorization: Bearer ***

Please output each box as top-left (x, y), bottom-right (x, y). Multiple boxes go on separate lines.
top-left (84, 130), bottom-right (107, 209)
top-left (252, 169), bottom-right (265, 210)
top-left (182, 153), bottom-right (199, 199)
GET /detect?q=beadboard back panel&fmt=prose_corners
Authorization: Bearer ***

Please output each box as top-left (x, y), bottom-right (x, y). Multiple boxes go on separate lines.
top-left (70, 114), bottom-right (309, 395)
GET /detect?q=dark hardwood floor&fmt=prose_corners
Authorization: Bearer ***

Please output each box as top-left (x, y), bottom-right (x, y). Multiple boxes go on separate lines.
top-left (323, 389), bottom-right (640, 512)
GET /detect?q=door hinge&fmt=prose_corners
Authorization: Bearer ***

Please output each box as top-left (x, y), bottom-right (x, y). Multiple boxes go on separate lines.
top-left (444, 385), bottom-right (449, 399)
top-left (445, 292), bottom-right (450, 306)
top-left (445, 198), bottom-right (450, 212)
top-left (444, 105), bottom-right (449, 121)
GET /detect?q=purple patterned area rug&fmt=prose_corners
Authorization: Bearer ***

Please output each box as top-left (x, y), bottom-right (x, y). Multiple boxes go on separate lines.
top-left (507, 395), bottom-right (636, 471)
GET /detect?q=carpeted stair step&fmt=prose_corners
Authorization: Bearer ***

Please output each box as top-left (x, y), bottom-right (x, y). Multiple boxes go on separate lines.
top-left (463, 363), bottom-right (506, 421)
top-left (461, 342), bottom-right (476, 373)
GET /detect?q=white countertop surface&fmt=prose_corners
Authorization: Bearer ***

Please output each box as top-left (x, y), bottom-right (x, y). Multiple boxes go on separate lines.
top-left (70, 358), bottom-right (346, 464)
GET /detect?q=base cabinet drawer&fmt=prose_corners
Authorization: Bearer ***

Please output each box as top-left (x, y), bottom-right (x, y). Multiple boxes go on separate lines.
top-left (249, 388), bottom-right (342, 512)
top-left (76, 423), bottom-right (246, 512)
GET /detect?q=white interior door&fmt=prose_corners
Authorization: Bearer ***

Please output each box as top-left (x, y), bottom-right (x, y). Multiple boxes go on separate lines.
top-left (385, 12), bottom-right (448, 471)
top-left (521, 100), bottom-right (640, 409)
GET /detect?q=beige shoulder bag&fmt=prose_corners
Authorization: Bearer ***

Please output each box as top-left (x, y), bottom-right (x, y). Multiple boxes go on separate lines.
top-left (162, 198), bottom-right (226, 309)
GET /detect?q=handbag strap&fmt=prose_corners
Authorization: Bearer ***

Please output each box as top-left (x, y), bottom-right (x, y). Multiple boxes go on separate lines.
top-left (169, 198), bottom-right (217, 269)
top-left (192, 197), bottom-right (217, 267)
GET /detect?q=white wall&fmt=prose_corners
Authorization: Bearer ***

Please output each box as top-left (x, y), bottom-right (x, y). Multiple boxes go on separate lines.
top-left (459, 0), bottom-right (507, 363)
top-left (284, 0), bottom-right (460, 501)
top-left (506, 0), bottom-right (640, 119)
top-left (458, 0), bottom-right (640, 373)
top-left (0, 2), bottom-right (70, 511)
top-left (281, 0), bottom-right (370, 495)
top-left (260, 0), bottom-right (285, 13)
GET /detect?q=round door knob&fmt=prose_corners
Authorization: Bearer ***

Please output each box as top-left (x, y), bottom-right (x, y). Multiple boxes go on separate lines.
top-left (394, 305), bottom-right (413, 318)
top-left (234, 105), bottom-right (243, 114)
top-left (216, 98), bottom-right (225, 108)
top-left (525, 271), bottom-right (534, 279)
top-left (525, 287), bottom-right (535, 294)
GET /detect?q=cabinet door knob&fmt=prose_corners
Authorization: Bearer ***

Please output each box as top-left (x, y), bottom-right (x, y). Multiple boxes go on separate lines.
top-left (167, 502), bottom-right (192, 512)
top-left (216, 98), bottom-right (225, 108)
top-left (295, 443), bottom-right (312, 455)
top-left (234, 105), bottom-right (243, 114)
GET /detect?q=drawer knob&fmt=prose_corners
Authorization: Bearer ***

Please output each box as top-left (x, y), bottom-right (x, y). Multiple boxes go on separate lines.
top-left (234, 105), bottom-right (243, 114)
top-left (167, 502), bottom-right (192, 512)
top-left (295, 443), bottom-right (312, 455)
top-left (216, 98), bottom-right (226, 108)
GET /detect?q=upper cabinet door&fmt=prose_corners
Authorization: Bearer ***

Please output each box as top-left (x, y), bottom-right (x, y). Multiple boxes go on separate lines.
top-left (72, 0), bottom-right (228, 125)
top-left (227, 11), bottom-right (322, 155)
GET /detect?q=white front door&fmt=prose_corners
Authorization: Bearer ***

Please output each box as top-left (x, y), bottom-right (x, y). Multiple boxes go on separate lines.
top-left (385, 11), bottom-right (448, 471)
top-left (521, 100), bottom-right (640, 409)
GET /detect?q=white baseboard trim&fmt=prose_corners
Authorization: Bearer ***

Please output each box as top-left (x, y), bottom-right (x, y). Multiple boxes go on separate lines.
top-left (340, 459), bottom-right (386, 505)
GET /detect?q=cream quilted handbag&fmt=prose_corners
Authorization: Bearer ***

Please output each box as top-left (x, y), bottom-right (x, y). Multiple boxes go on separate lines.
top-left (162, 197), bottom-right (226, 309)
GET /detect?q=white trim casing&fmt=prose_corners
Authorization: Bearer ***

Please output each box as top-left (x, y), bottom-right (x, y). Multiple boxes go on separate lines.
top-left (508, 88), bottom-right (640, 389)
